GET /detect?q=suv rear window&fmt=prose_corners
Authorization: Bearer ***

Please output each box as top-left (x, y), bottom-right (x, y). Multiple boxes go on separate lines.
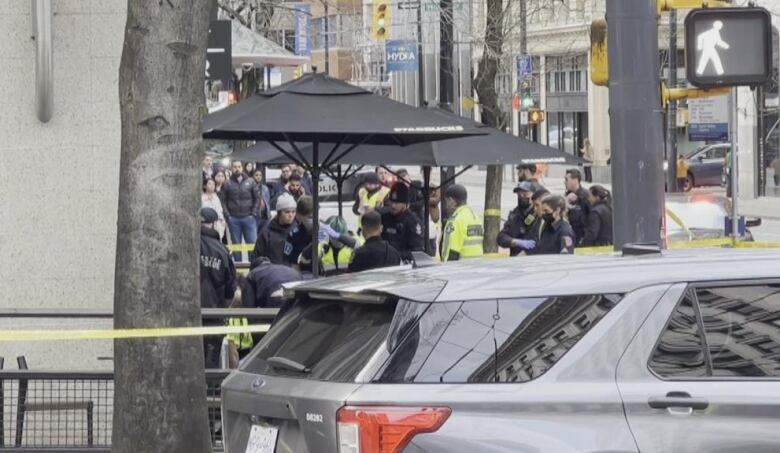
top-left (242, 295), bottom-right (424, 382)
top-left (374, 294), bottom-right (622, 383)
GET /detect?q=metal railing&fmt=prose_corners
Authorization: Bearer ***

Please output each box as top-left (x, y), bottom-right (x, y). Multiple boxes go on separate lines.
top-left (0, 367), bottom-right (229, 452)
top-left (0, 307), bottom-right (279, 451)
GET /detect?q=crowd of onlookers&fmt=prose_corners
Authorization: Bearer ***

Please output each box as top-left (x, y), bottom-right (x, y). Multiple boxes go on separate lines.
top-left (197, 155), bottom-right (612, 367)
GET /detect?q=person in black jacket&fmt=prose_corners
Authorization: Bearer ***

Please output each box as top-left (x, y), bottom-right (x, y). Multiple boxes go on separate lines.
top-left (497, 181), bottom-right (541, 256)
top-left (531, 195), bottom-right (576, 255)
top-left (396, 169), bottom-right (425, 222)
top-left (223, 160), bottom-right (261, 261)
top-left (564, 168), bottom-right (590, 245)
top-left (200, 207), bottom-right (237, 368)
top-left (254, 193), bottom-right (297, 265)
top-left (243, 257), bottom-right (301, 309)
top-left (381, 183), bottom-right (424, 263)
top-left (283, 196), bottom-right (316, 266)
top-left (526, 187), bottom-right (551, 243)
top-left (584, 185), bottom-right (613, 246)
top-left (349, 210), bottom-right (402, 272)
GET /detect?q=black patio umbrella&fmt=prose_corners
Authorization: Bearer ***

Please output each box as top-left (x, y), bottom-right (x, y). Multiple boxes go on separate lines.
top-left (231, 107), bottom-right (584, 167)
top-left (203, 72), bottom-right (486, 276)
top-left (228, 106), bottom-right (584, 249)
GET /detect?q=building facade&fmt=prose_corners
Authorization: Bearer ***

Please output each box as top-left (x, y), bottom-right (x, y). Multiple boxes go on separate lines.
top-left (1, 1), bottom-right (126, 368)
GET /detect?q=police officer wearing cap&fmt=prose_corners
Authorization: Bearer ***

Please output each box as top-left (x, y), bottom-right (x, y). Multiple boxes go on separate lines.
top-left (381, 182), bottom-right (424, 263)
top-left (199, 207), bottom-right (237, 368)
top-left (441, 184), bottom-right (484, 262)
top-left (497, 181), bottom-right (539, 256)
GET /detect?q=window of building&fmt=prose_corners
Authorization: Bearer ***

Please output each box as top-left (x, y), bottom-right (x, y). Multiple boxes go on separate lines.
top-left (268, 29), bottom-right (296, 53)
top-left (649, 284), bottom-right (780, 379)
top-left (374, 294), bottom-right (623, 384)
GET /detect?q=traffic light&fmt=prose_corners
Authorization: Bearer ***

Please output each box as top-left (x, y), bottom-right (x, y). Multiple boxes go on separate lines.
top-left (372, 1), bottom-right (390, 41)
top-left (529, 109), bottom-right (545, 124)
top-left (520, 81), bottom-right (534, 110)
top-left (590, 19), bottom-right (608, 86)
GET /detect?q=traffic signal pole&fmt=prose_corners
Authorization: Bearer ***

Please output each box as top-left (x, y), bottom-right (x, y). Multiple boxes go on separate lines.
top-left (439, 0), bottom-right (455, 220)
top-left (606, 0), bottom-right (665, 249)
top-left (666, 9), bottom-right (679, 192)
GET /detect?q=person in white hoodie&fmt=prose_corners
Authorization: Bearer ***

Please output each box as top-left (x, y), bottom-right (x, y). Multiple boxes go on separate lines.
top-left (202, 178), bottom-right (226, 240)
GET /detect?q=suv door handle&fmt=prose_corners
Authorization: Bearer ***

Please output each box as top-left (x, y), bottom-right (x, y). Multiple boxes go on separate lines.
top-left (648, 391), bottom-right (709, 411)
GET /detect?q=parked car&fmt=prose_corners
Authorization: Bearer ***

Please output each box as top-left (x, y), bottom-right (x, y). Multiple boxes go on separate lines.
top-left (682, 143), bottom-right (730, 191)
top-left (666, 197), bottom-right (756, 242)
top-left (265, 166), bottom-right (375, 203)
top-left (221, 249), bottom-right (780, 453)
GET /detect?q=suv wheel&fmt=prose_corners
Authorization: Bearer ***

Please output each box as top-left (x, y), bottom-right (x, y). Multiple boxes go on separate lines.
top-left (684, 173), bottom-right (694, 192)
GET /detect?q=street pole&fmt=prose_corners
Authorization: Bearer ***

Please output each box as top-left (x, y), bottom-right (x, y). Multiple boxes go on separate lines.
top-left (417, 0), bottom-right (425, 107)
top-left (439, 0), bottom-right (455, 220)
top-left (729, 89), bottom-right (739, 242)
top-left (323, 0), bottom-right (330, 75)
top-left (666, 9), bottom-right (678, 192)
top-left (518, 0), bottom-right (528, 140)
top-left (757, 85), bottom-right (766, 196)
top-left (606, 0), bottom-right (665, 250)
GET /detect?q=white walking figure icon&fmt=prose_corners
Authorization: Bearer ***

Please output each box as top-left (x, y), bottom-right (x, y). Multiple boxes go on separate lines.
top-left (696, 20), bottom-right (730, 76)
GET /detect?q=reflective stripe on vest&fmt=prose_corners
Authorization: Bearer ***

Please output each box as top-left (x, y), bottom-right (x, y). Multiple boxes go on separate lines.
top-left (321, 243), bottom-right (356, 272)
top-left (227, 318), bottom-right (253, 350)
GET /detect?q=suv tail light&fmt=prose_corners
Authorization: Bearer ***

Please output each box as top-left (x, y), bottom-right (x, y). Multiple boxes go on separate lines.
top-left (336, 406), bottom-right (451, 453)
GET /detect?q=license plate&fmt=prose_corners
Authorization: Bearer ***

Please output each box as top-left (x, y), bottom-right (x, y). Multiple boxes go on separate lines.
top-left (245, 424), bottom-right (279, 453)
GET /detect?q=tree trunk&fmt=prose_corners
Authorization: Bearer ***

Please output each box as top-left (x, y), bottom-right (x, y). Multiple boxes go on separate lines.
top-left (474, 0), bottom-right (505, 253)
top-left (113, 1), bottom-right (212, 452)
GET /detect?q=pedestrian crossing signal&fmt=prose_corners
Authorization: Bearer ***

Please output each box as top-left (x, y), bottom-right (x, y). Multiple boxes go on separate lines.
top-left (373, 2), bottom-right (390, 41)
top-left (684, 7), bottom-right (772, 88)
top-left (529, 110), bottom-right (545, 124)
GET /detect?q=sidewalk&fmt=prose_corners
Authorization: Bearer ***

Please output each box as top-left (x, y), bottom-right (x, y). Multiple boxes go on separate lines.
top-left (739, 197), bottom-right (780, 221)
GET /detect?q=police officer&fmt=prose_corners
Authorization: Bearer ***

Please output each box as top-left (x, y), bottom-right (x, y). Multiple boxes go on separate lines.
top-left (527, 188), bottom-right (551, 243)
top-left (381, 183), bottom-right (424, 263)
top-left (199, 207), bottom-right (237, 368)
top-left (441, 184), bottom-right (484, 262)
top-left (497, 181), bottom-right (540, 256)
top-left (349, 210), bottom-right (402, 272)
top-left (564, 168), bottom-right (590, 245)
top-left (243, 257), bottom-right (302, 309)
top-left (356, 172), bottom-right (390, 220)
top-left (299, 216), bottom-right (359, 276)
top-left (532, 194), bottom-right (576, 255)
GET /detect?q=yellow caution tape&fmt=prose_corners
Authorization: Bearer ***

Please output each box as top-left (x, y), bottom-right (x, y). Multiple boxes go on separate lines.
top-left (0, 324), bottom-right (270, 343)
top-left (735, 241), bottom-right (780, 249)
top-left (575, 246), bottom-right (614, 255)
top-left (483, 209), bottom-right (503, 218)
top-left (228, 243), bottom-right (255, 253)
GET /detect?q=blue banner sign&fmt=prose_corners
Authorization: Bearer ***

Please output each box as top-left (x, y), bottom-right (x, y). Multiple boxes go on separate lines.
top-left (516, 55), bottom-right (533, 81)
top-left (294, 4), bottom-right (311, 56)
top-left (386, 40), bottom-right (418, 72)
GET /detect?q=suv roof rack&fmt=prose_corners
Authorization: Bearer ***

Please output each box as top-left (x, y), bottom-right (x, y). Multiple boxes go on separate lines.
top-left (622, 243), bottom-right (662, 256)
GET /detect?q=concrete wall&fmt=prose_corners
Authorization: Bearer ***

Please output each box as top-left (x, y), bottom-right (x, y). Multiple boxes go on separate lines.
top-left (0, 1), bottom-right (126, 369)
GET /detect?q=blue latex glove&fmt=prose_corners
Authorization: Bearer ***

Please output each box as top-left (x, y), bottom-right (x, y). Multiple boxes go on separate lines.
top-left (319, 224), bottom-right (339, 241)
top-left (511, 239), bottom-right (536, 250)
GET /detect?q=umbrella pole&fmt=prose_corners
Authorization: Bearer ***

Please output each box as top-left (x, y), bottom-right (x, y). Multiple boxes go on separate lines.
top-left (312, 141), bottom-right (320, 278)
top-left (337, 165), bottom-right (344, 218)
top-left (423, 166), bottom-right (431, 255)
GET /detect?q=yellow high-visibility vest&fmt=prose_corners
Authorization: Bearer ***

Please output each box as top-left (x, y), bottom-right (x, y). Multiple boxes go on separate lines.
top-left (227, 318), bottom-right (253, 350)
top-left (441, 205), bottom-right (484, 261)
